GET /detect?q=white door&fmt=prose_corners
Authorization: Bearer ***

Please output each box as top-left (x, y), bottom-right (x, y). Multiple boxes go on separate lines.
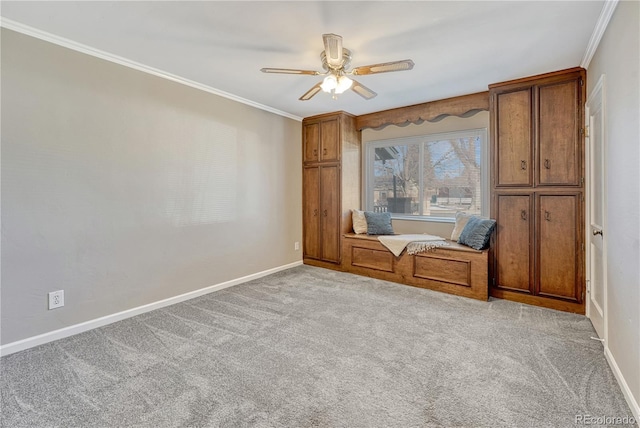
top-left (586, 75), bottom-right (606, 341)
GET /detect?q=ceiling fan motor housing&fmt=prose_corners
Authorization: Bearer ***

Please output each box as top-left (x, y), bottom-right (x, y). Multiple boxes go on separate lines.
top-left (321, 48), bottom-right (352, 72)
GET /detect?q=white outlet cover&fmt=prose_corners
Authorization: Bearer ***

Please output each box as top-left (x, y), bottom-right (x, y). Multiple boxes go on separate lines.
top-left (48, 290), bottom-right (64, 309)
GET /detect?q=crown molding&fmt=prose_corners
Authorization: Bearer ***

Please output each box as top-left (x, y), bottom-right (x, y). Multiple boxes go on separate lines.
top-left (580, 0), bottom-right (619, 69)
top-left (0, 18), bottom-right (303, 122)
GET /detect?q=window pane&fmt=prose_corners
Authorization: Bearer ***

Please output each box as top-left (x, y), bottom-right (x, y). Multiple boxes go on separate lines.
top-left (373, 145), bottom-right (421, 214)
top-left (423, 136), bottom-right (482, 218)
top-left (367, 129), bottom-right (486, 221)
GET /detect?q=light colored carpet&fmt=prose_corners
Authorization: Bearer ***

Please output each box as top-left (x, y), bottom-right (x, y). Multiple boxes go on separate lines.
top-left (1, 265), bottom-right (635, 427)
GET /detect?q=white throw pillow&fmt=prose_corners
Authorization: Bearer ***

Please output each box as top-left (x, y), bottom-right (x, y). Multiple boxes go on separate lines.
top-left (352, 209), bottom-right (368, 234)
top-left (451, 212), bottom-right (473, 241)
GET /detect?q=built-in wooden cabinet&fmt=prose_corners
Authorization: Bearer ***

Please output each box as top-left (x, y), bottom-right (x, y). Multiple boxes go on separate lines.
top-left (490, 68), bottom-right (586, 313)
top-left (303, 164), bottom-right (341, 263)
top-left (302, 112), bottom-right (360, 268)
top-left (536, 192), bottom-right (583, 302)
top-left (303, 116), bottom-right (340, 163)
top-left (494, 192), bottom-right (533, 293)
top-left (495, 88), bottom-right (533, 187)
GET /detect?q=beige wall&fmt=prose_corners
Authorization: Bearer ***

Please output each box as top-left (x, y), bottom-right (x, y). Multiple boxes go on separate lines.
top-left (586, 0), bottom-right (640, 416)
top-left (0, 29), bottom-right (302, 345)
top-left (362, 111), bottom-right (490, 238)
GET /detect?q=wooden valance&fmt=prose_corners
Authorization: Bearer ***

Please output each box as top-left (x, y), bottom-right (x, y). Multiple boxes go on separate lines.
top-left (355, 91), bottom-right (489, 131)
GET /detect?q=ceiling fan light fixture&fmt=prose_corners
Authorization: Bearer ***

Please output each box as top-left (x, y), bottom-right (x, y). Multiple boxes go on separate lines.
top-left (335, 75), bottom-right (353, 94)
top-left (320, 74), bottom-right (338, 92)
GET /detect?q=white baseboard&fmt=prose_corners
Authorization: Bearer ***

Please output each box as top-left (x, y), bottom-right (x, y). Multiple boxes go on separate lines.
top-left (0, 261), bottom-right (303, 357)
top-left (605, 347), bottom-right (640, 420)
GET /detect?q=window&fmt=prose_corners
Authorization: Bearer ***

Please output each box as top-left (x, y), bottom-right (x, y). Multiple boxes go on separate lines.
top-left (364, 128), bottom-right (488, 221)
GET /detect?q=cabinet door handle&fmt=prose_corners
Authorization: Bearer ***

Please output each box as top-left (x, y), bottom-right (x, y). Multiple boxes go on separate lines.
top-left (313, 149), bottom-right (318, 156)
top-left (593, 229), bottom-right (603, 236)
top-left (323, 148), bottom-right (327, 155)
top-left (323, 209), bottom-right (328, 217)
top-left (521, 160), bottom-right (527, 170)
top-left (313, 209), bottom-right (318, 217)
top-left (544, 159), bottom-right (551, 169)
top-left (521, 210), bottom-right (527, 220)
top-left (544, 210), bottom-right (551, 221)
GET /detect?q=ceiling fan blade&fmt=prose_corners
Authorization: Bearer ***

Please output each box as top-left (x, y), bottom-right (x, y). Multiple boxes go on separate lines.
top-left (261, 68), bottom-right (320, 75)
top-left (299, 82), bottom-right (323, 101)
top-left (351, 79), bottom-right (377, 100)
top-left (322, 33), bottom-right (343, 68)
top-left (351, 59), bottom-right (415, 75)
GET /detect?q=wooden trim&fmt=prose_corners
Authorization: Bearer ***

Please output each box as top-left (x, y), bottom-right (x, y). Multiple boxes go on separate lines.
top-left (355, 91), bottom-right (489, 130)
top-left (488, 67), bottom-right (585, 90)
top-left (490, 288), bottom-right (585, 314)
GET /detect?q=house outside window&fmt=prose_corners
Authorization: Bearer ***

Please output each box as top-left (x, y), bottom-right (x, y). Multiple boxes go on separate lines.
top-left (364, 128), bottom-right (488, 221)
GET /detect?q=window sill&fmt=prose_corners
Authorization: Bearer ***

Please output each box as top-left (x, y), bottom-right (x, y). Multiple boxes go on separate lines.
top-left (390, 215), bottom-right (455, 224)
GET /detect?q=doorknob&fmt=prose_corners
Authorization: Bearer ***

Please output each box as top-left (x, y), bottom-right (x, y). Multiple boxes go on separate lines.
top-left (593, 229), bottom-right (603, 236)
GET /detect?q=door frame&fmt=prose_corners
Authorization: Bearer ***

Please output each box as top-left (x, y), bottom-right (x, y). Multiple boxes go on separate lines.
top-left (585, 74), bottom-right (607, 341)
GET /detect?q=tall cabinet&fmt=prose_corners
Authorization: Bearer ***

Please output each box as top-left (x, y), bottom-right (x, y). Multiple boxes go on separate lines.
top-left (302, 112), bottom-right (360, 269)
top-left (490, 68), bottom-right (586, 313)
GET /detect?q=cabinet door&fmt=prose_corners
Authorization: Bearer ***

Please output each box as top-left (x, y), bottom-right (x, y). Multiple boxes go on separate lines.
top-left (494, 193), bottom-right (534, 292)
top-left (537, 79), bottom-right (581, 186)
top-left (494, 88), bottom-right (533, 187)
top-left (537, 193), bottom-right (582, 302)
top-left (320, 165), bottom-right (341, 263)
top-left (320, 118), bottom-right (339, 162)
top-left (303, 167), bottom-right (320, 259)
top-left (303, 122), bottom-right (320, 163)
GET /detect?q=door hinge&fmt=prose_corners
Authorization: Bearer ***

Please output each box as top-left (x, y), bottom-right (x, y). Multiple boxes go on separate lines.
top-left (586, 280), bottom-right (591, 293)
top-left (580, 79), bottom-right (584, 86)
top-left (582, 291), bottom-right (584, 301)
top-left (492, 277), bottom-right (496, 287)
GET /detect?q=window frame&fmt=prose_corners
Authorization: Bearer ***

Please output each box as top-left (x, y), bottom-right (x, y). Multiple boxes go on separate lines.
top-left (363, 128), bottom-right (489, 223)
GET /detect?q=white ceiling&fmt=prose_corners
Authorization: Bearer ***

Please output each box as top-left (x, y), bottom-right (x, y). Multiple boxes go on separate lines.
top-left (1, 1), bottom-right (605, 120)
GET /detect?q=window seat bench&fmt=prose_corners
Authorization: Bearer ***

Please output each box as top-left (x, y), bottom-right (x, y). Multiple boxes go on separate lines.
top-left (342, 233), bottom-right (490, 301)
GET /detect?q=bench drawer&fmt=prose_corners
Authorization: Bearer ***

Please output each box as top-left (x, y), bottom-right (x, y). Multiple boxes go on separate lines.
top-left (351, 246), bottom-right (395, 272)
top-left (414, 254), bottom-right (471, 287)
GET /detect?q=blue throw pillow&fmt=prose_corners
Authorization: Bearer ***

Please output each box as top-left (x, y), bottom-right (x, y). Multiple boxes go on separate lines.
top-left (458, 216), bottom-right (496, 250)
top-left (364, 211), bottom-right (394, 235)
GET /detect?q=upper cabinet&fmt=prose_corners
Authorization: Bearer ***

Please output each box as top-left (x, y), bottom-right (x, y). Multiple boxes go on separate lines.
top-left (303, 116), bottom-right (340, 163)
top-left (494, 88), bottom-right (533, 187)
top-left (537, 79), bottom-right (581, 186)
top-left (491, 68), bottom-right (585, 188)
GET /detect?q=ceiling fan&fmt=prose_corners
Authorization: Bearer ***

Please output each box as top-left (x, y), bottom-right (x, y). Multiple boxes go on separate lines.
top-left (260, 33), bottom-right (414, 101)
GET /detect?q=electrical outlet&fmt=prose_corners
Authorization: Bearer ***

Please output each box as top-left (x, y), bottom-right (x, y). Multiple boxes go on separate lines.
top-left (48, 290), bottom-right (64, 310)
top-left (294, 241), bottom-right (300, 251)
